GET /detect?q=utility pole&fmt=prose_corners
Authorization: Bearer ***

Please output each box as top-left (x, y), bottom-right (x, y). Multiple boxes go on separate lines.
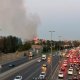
top-left (49, 31), bottom-right (55, 80)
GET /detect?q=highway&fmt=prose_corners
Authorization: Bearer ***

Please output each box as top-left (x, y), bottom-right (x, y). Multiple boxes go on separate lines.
top-left (54, 64), bottom-right (80, 80)
top-left (0, 55), bottom-right (39, 73)
top-left (4, 53), bottom-right (60, 80)
top-left (53, 49), bottom-right (80, 80)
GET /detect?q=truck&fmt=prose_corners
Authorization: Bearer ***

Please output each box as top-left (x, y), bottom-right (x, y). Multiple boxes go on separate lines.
top-left (42, 54), bottom-right (46, 60)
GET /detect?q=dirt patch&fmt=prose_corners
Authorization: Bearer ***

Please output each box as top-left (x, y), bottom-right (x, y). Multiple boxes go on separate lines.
top-left (0, 51), bottom-right (28, 64)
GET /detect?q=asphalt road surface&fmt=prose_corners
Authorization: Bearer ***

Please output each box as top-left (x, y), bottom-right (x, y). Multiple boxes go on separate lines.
top-left (4, 54), bottom-right (60, 80)
top-left (55, 65), bottom-right (80, 80)
top-left (0, 55), bottom-right (39, 73)
top-left (54, 54), bottom-right (80, 80)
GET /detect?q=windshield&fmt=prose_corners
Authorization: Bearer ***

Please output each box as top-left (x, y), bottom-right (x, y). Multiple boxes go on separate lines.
top-left (15, 76), bottom-right (20, 79)
top-left (41, 73), bottom-right (45, 75)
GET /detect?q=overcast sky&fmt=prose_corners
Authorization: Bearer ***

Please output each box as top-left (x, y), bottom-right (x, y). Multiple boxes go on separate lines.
top-left (25, 0), bottom-right (80, 40)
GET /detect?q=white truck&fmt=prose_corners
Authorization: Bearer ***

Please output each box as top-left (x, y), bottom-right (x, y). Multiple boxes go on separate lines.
top-left (42, 54), bottom-right (46, 60)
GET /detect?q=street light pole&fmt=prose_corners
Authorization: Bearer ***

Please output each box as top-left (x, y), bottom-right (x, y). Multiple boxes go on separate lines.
top-left (49, 31), bottom-right (55, 80)
top-left (58, 36), bottom-right (61, 51)
top-left (58, 36), bottom-right (62, 68)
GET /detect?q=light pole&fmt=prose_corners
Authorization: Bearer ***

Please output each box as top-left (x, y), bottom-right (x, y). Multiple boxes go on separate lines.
top-left (58, 36), bottom-right (62, 67)
top-left (58, 36), bottom-right (62, 51)
top-left (49, 31), bottom-right (55, 80)
top-left (0, 28), bottom-right (2, 73)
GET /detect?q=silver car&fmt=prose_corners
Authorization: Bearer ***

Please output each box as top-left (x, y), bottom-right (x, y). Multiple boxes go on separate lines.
top-left (14, 75), bottom-right (22, 80)
top-left (39, 72), bottom-right (46, 80)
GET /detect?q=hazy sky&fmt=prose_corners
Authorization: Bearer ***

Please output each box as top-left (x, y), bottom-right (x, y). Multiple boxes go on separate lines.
top-left (25, 0), bottom-right (80, 40)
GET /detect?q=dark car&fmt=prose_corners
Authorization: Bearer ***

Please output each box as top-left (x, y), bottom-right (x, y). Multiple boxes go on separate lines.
top-left (70, 64), bottom-right (74, 67)
top-left (68, 77), bottom-right (72, 80)
top-left (8, 64), bottom-right (15, 67)
top-left (72, 74), bottom-right (79, 80)
top-left (75, 66), bottom-right (80, 71)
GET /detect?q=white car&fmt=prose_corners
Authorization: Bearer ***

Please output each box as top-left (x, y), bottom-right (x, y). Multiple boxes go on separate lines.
top-left (79, 70), bottom-right (80, 74)
top-left (39, 72), bottom-right (46, 79)
top-left (0, 65), bottom-right (2, 69)
top-left (58, 71), bottom-right (64, 78)
top-left (37, 59), bottom-right (41, 62)
top-left (68, 69), bottom-right (73, 75)
top-left (14, 76), bottom-right (22, 80)
top-left (69, 67), bottom-right (73, 70)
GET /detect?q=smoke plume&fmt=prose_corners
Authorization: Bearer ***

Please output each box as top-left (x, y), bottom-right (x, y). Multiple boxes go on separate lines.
top-left (0, 0), bottom-right (40, 40)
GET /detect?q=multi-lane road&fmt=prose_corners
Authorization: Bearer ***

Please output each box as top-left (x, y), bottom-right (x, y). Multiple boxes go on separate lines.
top-left (54, 64), bottom-right (80, 80)
top-left (53, 49), bottom-right (80, 80)
top-left (1, 48), bottom-right (80, 80)
top-left (0, 55), bottom-right (39, 73)
top-left (4, 53), bottom-right (60, 80)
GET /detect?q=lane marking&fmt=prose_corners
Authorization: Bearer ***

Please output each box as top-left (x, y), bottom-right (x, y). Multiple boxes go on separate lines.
top-left (51, 64), bottom-right (59, 79)
top-left (24, 65), bottom-right (41, 80)
top-left (0, 57), bottom-right (41, 80)
top-left (47, 62), bottom-right (59, 80)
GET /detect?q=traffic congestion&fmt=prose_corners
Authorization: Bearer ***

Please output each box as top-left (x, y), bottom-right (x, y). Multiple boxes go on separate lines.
top-left (58, 47), bottom-right (80, 80)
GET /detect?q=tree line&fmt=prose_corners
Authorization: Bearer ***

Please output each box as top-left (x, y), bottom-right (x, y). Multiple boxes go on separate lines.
top-left (0, 36), bottom-right (32, 54)
top-left (0, 35), bottom-right (80, 54)
top-left (0, 36), bottom-right (22, 53)
top-left (36, 40), bottom-right (80, 52)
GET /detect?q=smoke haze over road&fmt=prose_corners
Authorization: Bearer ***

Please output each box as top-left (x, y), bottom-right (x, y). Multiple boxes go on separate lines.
top-left (0, 0), bottom-right (40, 40)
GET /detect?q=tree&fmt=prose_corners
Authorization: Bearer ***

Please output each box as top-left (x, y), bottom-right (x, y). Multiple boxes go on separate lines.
top-left (2, 36), bottom-right (22, 53)
top-left (18, 41), bottom-right (31, 51)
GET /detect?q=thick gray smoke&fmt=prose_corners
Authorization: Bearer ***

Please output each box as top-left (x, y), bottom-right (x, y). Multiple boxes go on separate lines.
top-left (0, 0), bottom-right (40, 40)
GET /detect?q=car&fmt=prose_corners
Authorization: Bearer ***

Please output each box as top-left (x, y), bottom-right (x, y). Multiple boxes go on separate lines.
top-left (0, 65), bottom-right (2, 68)
top-left (58, 71), bottom-right (64, 78)
top-left (78, 63), bottom-right (80, 67)
top-left (32, 77), bottom-right (39, 80)
top-left (37, 59), bottom-right (41, 62)
top-left (78, 76), bottom-right (80, 80)
top-left (61, 66), bottom-right (65, 71)
top-left (14, 75), bottom-right (22, 80)
top-left (63, 61), bottom-right (68, 67)
top-left (9, 64), bottom-right (15, 67)
top-left (76, 67), bottom-right (80, 71)
top-left (53, 54), bottom-right (55, 56)
top-left (64, 60), bottom-right (68, 62)
top-left (66, 55), bottom-right (69, 58)
top-left (75, 65), bottom-right (80, 71)
top-left (41, 64), bottom-right (47, 73)
top-left (39, 72), bottom-right (46, 80)
top-left (69, 67), bottom-right (73, 70)
top-left (42, 64), bottom-right (47, 67)
top-left (72, 74), bottom-right (79, 80)
top-left (70, 64), bottom-right (74, 67)
top-left (68, 77), bottom-right (72, 80)
top-left (63, 63), bottom-right (67, 67)
top-left (68, 68), bottom-right (73, 75)
top-left (79, 70), bottom-right (80, 74)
